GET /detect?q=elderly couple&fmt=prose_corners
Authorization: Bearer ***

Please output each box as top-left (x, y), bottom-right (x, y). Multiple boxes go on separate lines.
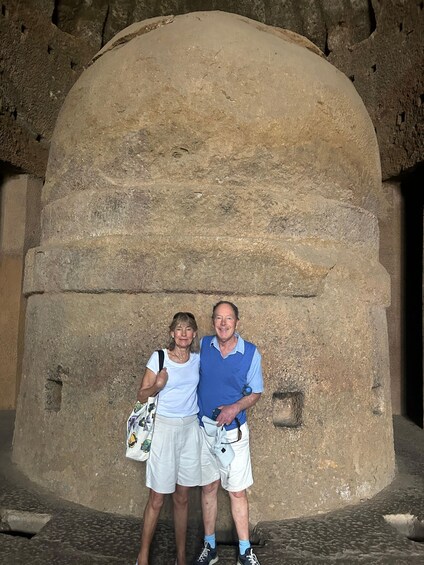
top-left (135, 301), bottom-right (263, 565)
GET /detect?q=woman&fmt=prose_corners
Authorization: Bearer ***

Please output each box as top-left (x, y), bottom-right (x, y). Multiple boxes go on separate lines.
top-left (136, 312), bottom-right (201, 565)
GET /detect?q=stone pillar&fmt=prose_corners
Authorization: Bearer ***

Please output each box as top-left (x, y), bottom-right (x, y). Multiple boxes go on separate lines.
top-left (13, 12), bottom-right (395, 526)
top-left (379, 181), bottom-right (403, 415)
top-left (0, 174), bottom-right (42, 409)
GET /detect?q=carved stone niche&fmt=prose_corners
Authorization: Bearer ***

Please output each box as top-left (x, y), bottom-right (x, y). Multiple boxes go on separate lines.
top-left (14, 11), bottom-right (394, 528)
top-left (273, 392), bottom-right (304, 428)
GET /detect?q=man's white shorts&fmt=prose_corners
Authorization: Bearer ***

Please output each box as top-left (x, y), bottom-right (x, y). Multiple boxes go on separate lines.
top-left (146, 414), bottom-right (201, 494)
top-left (200, 422), bottom-right (253, 492)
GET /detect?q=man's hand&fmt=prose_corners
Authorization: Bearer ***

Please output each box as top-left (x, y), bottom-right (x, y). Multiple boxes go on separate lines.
top-left (215, 404), bottom-right (240, 427)
top-left (215, 392), bottom-right (262, 427)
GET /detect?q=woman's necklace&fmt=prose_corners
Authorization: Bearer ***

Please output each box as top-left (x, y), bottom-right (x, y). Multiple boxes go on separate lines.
top-left (168, 349), bottom-right (190, 363)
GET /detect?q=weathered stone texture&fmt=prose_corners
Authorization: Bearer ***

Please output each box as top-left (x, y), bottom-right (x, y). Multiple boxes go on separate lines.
top-left (0, 175), bottom-right (42, 410)
top-left (13, 12), bottom-right (394, 525)
top-left (328, 1), bottom-right (424, 179)
top-left (379, 181), bottom-right (403, 415)
top-left (1, 1), bottom-right (422, 180)
top-left (0, 1), bottom-right (95, 176)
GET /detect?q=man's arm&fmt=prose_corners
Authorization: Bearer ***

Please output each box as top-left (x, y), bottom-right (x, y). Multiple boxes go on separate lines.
top-left (245, 349), bottom-right (264, 393)
top-left (215, 346), bottom-right (264, 426)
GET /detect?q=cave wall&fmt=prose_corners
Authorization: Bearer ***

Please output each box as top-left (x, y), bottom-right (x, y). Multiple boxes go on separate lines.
top-left (0, 0), bottom-right (422, 180)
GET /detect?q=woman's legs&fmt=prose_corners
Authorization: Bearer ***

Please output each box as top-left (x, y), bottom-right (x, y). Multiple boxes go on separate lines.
top-left (172, 484), bottom-right (190, 565)
top-left (137, 489), bottom-right (165, 565)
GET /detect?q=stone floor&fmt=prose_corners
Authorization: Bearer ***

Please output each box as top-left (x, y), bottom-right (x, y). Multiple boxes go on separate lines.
top-left (1, 411), bottom-right (424, 564)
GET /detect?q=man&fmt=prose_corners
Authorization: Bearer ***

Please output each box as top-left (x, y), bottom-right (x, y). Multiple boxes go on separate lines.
top-left (194, 301), bottom-right (263, 565)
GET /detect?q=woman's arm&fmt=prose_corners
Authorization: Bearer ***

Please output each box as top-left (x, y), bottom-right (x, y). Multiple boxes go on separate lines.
top-left (137, 367), bottom-right (168, 403)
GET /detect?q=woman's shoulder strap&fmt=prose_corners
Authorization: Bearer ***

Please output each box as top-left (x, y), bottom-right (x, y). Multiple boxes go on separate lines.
top-left (156, 349), bottom-right (165, 371)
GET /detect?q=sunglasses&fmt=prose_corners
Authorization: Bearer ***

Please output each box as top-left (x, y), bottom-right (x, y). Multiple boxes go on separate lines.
top-left (222, 418), bottom-right (242, 444)
top-left (173, 312), bottom-right (195, 320)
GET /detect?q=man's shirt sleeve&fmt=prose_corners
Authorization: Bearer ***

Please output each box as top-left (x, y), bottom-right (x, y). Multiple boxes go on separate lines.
top-left (246, 349), bottom-right (264, 393)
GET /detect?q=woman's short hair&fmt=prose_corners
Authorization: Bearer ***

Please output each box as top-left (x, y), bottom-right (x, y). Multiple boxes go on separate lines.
top-left (168, 312), bottom-right (200, 352)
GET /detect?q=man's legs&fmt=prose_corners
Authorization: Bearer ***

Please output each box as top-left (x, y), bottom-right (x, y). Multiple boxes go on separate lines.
top-left (193, 480), bottom-right (220, 564)
top-left (201, 480), bottom-right (220, 535)
top-left (228, 489), bottom-right (249, 540)
top-left (223, 426), bottom-right (260, 563)
top-left (172, 484), bottom-right (189, 565)
top-left (137, 489), bottom-right (164, 565)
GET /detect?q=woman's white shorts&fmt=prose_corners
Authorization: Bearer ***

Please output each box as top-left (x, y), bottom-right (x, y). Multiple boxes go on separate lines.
top-left (200, 422), bottom-right (253, 492)
top-left (146, 414), bottom-right (201, 494)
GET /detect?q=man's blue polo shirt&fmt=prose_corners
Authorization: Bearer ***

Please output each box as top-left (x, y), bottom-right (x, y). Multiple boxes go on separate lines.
top-left (198, 334), bottom-right (263, 431)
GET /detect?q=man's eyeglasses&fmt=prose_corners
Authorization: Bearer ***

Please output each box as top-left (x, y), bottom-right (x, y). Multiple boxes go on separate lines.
top-left (222, 418), bottom-right (242, 444)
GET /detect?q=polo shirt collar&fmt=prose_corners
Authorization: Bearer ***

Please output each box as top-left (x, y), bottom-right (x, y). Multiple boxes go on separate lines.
top-left (211, 333), bottom-right (245, 354)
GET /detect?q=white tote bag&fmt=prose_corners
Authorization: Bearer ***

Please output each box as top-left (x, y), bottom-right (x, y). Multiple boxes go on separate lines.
top-left (125, 350), bottom-right (164, 462)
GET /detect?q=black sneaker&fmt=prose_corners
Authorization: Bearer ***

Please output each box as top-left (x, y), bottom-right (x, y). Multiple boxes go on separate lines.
top-left (193, 542), bottom-right (219, 564)
top-left (237, 547), bottom-right (260, 565)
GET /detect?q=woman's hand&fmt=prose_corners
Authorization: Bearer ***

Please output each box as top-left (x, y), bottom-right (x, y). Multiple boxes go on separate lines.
top-left (137, 367), bottom-right (167, 403)
top-left (155, 368), bottom-right (168, 390)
